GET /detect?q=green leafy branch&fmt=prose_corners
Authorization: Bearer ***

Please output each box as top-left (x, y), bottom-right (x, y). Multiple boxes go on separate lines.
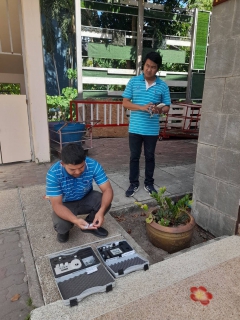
top-left (46, 68), bottom-right (78, 120)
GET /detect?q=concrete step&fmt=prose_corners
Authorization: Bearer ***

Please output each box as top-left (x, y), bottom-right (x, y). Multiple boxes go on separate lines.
top-left (94, 245), bottom-right (240, 320)
top-left (30, 235), bottom-right (240, 320)
top-left (163, 235), bottom-right (229, 260)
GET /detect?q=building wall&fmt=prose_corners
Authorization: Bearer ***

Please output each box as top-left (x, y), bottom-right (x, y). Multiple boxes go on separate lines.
top-left (0, 0), bottom-right (50, 164)
top-left (192, 0), bottom-right (240, 236)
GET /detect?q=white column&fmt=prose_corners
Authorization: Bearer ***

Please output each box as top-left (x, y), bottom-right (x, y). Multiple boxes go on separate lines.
top-left (75, 0), bottom-right (83, 98)
top-left (186, 8), bottom-right (198, 103)
top-left (136, 0), bottom-right (144, 75)
top-left (20, 0), bottom-right (50, 162)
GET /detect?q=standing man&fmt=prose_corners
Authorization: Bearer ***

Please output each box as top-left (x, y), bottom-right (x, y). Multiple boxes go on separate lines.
top-left (123, 51), bottom-right (171, 197)
top-left (46, 143), bottom-right (113, 243)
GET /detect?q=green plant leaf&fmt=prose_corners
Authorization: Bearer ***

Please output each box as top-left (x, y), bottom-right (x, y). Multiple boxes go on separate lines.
top-left (134, 201), bottom-right (149, 211)
top-left (187, 199), bottom-right (193, 207)
top-left (146, 214), bottom-right (153, 224)
top-left (67, 68), bottom-right (77, 80)
top-left (142, 204), bottom-right (148, 211)
top-left (159, 218), bottom-right (170, 226)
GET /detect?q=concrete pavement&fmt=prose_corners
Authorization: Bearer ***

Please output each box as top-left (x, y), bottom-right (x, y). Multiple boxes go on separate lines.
top-left (30, 236), bottom-right (240, 320)
top-left (3, 137), bottom-right (238, 320)
top-left (0, 229), bottom-right (33, 320)
top-left (0, 138), bottom-right (197, 190)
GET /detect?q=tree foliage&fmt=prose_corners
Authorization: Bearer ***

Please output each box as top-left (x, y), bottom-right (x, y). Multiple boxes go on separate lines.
top-left (47, 68), bottom-right (77, 121)
top-left (187, 0), bottom-right (213, 11)
top-left (0, 83), bottom-right (20, 95)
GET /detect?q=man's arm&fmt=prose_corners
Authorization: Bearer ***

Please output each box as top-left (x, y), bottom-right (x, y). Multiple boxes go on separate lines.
top-left (153, 82), bottom-right (171, 114)
top-left (92, 181), bottom-right (113, 227)
top-left (123, 98), bottom-right (152, 112)
top-left (50, 196), bottom-right (97, 230)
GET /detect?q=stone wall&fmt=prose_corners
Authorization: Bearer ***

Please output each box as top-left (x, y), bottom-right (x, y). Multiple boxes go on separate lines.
top-left (192, 0), bottom-right (240, 236)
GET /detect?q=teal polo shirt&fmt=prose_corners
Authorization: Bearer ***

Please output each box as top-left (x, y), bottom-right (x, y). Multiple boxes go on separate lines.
top-left (122, 73), bottom-right (171, 135)
top-left (46, 157), bottom-right (108, 202)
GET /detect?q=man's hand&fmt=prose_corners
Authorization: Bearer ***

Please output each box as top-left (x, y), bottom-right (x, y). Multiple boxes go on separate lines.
top-left (92, 211), bottom-right (104, 227)
top-left (161, 105), bottom-right (170, 114)
top-left (74, 217), bottom-right (98, 230)
top-left (142, 102), bottom-right (153, 112)
top-left (123, 98), bottom-right (153, 112)
top-left (93, 180), bottom-right (113, 228)
top-left (152, 104), bottom-right (170, 115)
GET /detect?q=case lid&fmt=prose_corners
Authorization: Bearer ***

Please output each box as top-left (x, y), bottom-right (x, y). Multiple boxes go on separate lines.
top-left (96, 240), bottom-right (149, 278)
top-left (49, 246), bottom-right (115, 305)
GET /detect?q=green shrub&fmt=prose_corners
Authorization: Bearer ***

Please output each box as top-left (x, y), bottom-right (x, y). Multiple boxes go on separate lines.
top-left (135, 187), bottom-right (192, 227)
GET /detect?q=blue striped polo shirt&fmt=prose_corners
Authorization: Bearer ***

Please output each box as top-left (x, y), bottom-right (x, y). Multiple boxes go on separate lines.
top-left (46, 157), bottom-right (108, 202)
top-left (122, 73), bottom-right (171, 135)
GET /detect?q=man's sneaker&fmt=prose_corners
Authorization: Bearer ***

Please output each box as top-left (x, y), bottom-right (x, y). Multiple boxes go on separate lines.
top-left (144, 185), bottom-right (157, 195)
top-left (125, 183), bottom-right (139, 197)
top-left (82, 227), bottom-right (108, 238)
top-left (57, 231), bottom-right (69, 243)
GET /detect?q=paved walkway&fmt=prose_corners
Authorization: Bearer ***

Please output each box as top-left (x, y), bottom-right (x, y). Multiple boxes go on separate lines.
top-left (0, 137), bottom-right (198, 319)
top-left (0, 228), bottom-right (33, 320)
top-left (30, 236), bottom-right (240, 320)
top-left (0, 138), bottom-right (197, 190)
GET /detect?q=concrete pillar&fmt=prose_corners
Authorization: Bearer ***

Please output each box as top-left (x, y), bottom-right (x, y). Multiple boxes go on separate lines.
top-left (75, 0), bottom-right (83, 99)
top-left (20, 0), bottom-right (50, 162)
top-left (136, 0), bottom-right (144, 75)
top-left (192, 0), bottom-right (240, 236)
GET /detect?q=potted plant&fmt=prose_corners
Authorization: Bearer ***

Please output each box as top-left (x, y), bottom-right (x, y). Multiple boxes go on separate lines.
top-left (135, 187), bottom-right (195, 253)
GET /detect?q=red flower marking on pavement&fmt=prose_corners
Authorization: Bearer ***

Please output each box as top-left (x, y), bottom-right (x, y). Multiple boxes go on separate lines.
top-left (190, 286), bottom-right (213, 305)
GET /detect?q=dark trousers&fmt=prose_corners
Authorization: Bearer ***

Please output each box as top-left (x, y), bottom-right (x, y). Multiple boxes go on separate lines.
top-left (129, 133), bottom-right (158, 186)
top-left (52, 190), bottom-right (111, 234)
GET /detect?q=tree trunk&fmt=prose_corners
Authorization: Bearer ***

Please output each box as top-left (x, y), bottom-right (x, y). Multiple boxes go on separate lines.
top-left (52, 53), bottom-right (61, 95)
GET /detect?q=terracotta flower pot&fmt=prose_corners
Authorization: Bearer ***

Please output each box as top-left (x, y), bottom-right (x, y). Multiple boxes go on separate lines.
top-left (146, 208), bottom-right (196, 253)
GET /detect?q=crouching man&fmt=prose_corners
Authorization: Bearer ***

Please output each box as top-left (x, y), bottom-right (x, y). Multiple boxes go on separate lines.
top-left (46, 143), bottom-right (113, 243)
